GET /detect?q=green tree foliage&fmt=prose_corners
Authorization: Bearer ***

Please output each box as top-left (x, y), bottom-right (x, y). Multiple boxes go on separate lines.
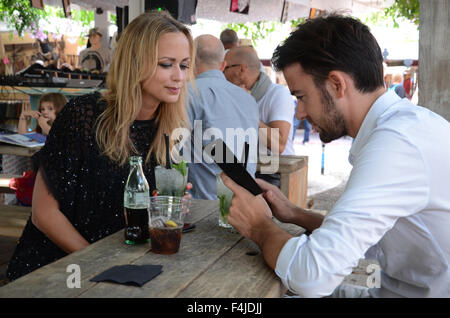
top-left (226, 21), bottom-right (280, 46)
top-left (0, 1), bottom-right (95, 37)
top-left (384, 0), bottom-right (420, 28)
top-left (226, 17), bottom-right (306, 48)
top-left (0, 0), bottom-right (42, 36)
top-left (71, 9), bottom-right (95, 28)
top-left (290, 17), bottom-right (306, 29)
top-left (110, 13), bottom-right (117, 25)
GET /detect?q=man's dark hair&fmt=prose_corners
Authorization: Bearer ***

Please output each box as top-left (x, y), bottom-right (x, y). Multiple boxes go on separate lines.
top-left (272, 14), bottom-right (384, 93)
top-left (220, 28), bottom-right (239, 46)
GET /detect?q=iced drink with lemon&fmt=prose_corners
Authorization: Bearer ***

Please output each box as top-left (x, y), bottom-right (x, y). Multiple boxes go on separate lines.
top-left (148, 196), bottom-right (190, 254)
top-left (149, 222), bottom-right (182, 254)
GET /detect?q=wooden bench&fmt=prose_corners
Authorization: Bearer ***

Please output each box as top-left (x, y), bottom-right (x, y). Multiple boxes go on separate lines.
top-left (257, 155), bottom-right (309, 208)
top-left (0, 204), bottom-right (30, 238)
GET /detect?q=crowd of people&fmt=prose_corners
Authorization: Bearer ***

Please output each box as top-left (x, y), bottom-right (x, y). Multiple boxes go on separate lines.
top-left (3, 10), bottom-right (449, 298)
top-left (27, 27), bottom-right (113, 76)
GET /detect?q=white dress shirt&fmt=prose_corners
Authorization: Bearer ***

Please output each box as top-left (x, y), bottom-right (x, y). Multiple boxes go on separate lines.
top-left (275, 90), bottom-right (450, 298)
top-left (258, 83), bottom-right (295, 156)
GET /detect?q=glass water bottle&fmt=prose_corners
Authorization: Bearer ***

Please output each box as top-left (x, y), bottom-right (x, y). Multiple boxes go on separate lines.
top-left (124, 156), bottom-right (150, 244)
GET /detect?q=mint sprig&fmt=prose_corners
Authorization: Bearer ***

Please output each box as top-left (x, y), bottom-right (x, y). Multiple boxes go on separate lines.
top-left (172, 160), bottom-right (187, 177)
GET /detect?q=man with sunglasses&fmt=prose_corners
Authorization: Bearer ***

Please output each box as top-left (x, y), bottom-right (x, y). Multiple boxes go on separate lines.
top-left (186, 35), bottom-right (259, 200)
top-left (224, 46), bottom-right (296, 187)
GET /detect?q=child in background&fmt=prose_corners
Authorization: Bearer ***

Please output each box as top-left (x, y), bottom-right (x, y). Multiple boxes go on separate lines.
top-left (10, 93), bottom-right (67, 206)
top-left (18, 93), bottom-right (67, 135)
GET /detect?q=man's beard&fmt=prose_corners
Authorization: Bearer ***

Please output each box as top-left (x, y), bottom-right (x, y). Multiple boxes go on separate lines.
top-left (316, 86), bottom-right (347, 143)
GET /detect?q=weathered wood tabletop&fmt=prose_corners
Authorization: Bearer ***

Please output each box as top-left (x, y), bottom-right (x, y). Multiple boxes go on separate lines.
top-left (0, 144), bottom-right (41, 157)
top-left (0, 199), bottom-right (305, 298)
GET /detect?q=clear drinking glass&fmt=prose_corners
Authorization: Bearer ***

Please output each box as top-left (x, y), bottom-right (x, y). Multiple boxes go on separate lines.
top-left (148, 196), bottom-right (191, 254)
top-left (154, 166), bottom-right (188, 197)
top-left (216, 173), bottom-right (234, 229)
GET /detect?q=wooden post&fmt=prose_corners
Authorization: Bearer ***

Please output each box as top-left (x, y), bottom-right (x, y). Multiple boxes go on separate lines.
top-left (419, 0), bottom-right (450, 120)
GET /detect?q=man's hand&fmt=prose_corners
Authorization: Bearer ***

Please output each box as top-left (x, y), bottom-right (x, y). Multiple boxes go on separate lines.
top-left (257, 178), bottom-right (325, 232)
top-left (255, 178), bottom-right (298, 224)
top-left (221, 173), bottom-right (293, 270)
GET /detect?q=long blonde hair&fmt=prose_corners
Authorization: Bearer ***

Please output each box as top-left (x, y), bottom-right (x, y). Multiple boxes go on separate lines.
top-left (96, 10), bottom-right (194, 166)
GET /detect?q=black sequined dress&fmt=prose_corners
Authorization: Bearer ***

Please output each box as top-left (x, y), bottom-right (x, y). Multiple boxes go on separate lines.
top-left (7, 92), bottom-right (158, 281)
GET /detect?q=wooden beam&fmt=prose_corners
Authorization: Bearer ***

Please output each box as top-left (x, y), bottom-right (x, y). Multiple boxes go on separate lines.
top-left (419, 0), bottom-right (450, 120)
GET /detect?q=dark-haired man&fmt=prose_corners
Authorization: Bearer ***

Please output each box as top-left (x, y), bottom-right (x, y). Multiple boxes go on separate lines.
top-left (220, 28), bottom-right (239, 51)
top-left (221, 15), bottom-right (450, 298)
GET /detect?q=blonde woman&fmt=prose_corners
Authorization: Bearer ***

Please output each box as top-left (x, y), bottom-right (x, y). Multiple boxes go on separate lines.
top-left (7, 10), bottom-right (194, 281)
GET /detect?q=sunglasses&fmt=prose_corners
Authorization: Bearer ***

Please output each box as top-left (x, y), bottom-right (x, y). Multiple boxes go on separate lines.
top-left (223, 64), bottom-right (241, 72)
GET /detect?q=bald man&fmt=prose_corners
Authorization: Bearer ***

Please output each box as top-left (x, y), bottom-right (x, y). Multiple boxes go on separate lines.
top-left (389, 73), bottom-right (407, 99)
top-left (224, 46), bottom-right (295, 187)
top-left (186, 35), bottom-right (259, 200)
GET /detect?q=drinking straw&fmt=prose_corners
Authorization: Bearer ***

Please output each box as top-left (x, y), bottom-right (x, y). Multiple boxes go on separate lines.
top-left (243, 142), bottom-right (250, 169)
top-left (164, 133), bottom-right (172, 169)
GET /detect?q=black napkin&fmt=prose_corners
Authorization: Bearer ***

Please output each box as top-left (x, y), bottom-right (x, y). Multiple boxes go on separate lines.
top-left (90, 264), bottom-right (163, 287)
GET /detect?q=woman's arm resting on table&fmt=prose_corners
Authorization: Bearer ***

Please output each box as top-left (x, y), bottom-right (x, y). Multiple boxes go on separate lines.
top-left (31, 169), bottom-right (90, 254)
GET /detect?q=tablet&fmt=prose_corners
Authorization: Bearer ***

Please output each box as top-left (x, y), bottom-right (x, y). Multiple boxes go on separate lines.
top-left (206, 139), bottom-right (263, 196)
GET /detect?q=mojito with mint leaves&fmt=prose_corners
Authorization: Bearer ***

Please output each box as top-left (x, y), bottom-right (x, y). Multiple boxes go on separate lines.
top-left (155, 161), bottom-right (188, 197)
top-left (216, 173), bottom-right (234, 229)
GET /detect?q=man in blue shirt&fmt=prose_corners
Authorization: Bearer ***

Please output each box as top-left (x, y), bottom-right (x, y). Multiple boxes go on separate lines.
top-left (186, 34), bottom-right (260, 200)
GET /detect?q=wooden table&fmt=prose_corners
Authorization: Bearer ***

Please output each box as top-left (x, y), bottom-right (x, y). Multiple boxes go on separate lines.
top-left (0, 144), bottom-right (41, 157)
top-left (0, 204), bottom-right (31, 237)
top-left (0, 86), bottom-right (104, 110)
top-left (0, 199), bottom-right (305, 298)
top-left (258, 155), bottom-right (309, 208)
